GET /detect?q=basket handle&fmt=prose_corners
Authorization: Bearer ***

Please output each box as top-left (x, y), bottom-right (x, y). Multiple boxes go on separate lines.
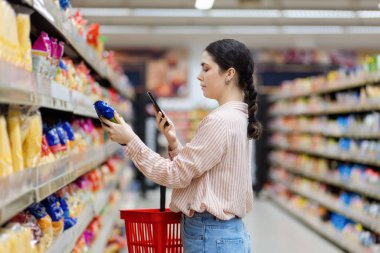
top-left (160, 185), bottom-right (166, 212)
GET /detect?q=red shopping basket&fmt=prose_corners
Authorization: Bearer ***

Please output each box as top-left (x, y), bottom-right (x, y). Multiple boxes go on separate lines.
top-left (120, 186), bottom-right (183, 253)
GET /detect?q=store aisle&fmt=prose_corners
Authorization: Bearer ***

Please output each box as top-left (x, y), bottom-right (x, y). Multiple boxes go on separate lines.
top-left (134, 189), bottom-right (344, 253)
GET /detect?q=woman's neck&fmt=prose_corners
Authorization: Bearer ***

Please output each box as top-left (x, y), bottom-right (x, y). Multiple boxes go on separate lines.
top-left (217, 89), bottom-right (244, 106)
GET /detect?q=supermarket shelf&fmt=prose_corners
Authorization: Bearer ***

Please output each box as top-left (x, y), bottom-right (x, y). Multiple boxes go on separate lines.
top-left (274, 179), bottom-right (380, 234)
top-left (269, 126), bottom-right (380, 140)
top-left (269, 193), bottom-right (370, 253)
top-left (270, 142), bottom-right (380, 167)
top-left (0, 142), bottom-right (120, 226)
top-left (46, 182), bottom-right (117, 253)
top-left (89, 197), bottom-right (121, 253)
top-left (270, 74), bottom-right (380, 101)
top-left (270, 102), bottom-right (380, 117)
top-left (270, 158), bottom-right (380, 201)
top-left (46, 202), bottom-right (94, 253)
top-left (31, 0), bottom-right (104, 78)
top-left (30, 0), bottom-right (127, 90)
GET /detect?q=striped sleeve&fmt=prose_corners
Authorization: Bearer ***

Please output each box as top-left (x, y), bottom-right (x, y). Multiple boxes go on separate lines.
top-left (168, 142), bottom-right (184, 160)
top-left (124, 115), bottom-right (227, 189)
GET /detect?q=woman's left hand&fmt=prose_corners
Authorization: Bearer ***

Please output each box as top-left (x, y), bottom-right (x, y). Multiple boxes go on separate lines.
top-left (100, 113), bottom-right (135, 145)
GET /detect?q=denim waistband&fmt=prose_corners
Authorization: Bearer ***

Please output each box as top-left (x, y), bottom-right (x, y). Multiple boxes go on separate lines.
top-left (183, 211), bottom-right (240, 221)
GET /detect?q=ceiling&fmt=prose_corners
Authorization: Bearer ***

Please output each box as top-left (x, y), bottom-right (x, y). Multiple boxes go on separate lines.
top-left (71, 0), bottom-right (380, 49)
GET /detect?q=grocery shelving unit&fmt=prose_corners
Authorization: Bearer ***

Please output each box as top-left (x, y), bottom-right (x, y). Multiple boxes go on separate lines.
top-left (268, 72), bottom-right (380, 252)
top-left (0, 0), bottom-right (134, 251)
top-left (270, 194), bottom-right (369, 253)
top-left (0, 141), bottom-right (120, 226)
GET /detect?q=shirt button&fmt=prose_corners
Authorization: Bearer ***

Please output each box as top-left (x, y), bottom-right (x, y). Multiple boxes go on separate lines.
top-left (187, 203), bottom-right (191, 210)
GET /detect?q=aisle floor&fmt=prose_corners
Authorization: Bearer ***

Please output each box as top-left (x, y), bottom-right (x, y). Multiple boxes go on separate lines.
top-left (133, 189), bottom-right (344, 253)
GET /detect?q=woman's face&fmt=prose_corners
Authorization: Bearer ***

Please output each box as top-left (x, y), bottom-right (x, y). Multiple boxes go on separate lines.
top-left (197, 51), bottom-right (226, 100)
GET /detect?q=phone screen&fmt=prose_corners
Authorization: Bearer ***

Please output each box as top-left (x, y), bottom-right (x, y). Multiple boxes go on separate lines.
top-left (147, 91), bottom-right (169, 127)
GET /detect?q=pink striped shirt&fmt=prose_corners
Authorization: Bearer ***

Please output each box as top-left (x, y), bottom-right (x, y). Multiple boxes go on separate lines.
top-left (124, 101), bottom-right (253, 220)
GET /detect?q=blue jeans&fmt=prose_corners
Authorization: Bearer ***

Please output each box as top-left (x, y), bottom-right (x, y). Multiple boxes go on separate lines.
top-left (181, 212), bottom-right (252, 253)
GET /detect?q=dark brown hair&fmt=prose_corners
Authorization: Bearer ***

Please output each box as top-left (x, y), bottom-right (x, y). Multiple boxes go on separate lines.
top-left (205, 39), bottom-right (262, 139)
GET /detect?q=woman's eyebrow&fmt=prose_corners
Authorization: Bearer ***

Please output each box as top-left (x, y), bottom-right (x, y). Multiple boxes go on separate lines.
top-left (201, 62), bottom-right (208, 67)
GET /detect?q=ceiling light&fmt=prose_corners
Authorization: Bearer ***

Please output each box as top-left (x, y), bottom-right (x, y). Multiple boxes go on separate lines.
top-left (100, 25), bottom-right (150, 34)
top-left (195, 0), bottom-right (215, 10)
top-left (154, 26), bottom-right (215, 34)
top-left (218, 26), bottom-right (279, 34)
top-left (347, 26), bottom-right (380, 33)
top-left (283, 10), bottom-right (355, 18)
top-left (209, 9), bottom-right (281, 18)
top-left (282, 26), bottom-right (344, 34)
top-left (357, 11), bottom-right (380, 18)
top-left (133, 8), bottom-right (204, 17)
top-left (78, 8), bottom-right (131, 16)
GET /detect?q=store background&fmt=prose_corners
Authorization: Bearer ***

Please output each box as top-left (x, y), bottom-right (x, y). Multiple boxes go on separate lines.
top-left (0, 0), bottom-right (379, 252)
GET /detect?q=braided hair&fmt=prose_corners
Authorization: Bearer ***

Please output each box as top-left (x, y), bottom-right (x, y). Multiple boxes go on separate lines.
top-left (205, 39), bottom-right (262, 139)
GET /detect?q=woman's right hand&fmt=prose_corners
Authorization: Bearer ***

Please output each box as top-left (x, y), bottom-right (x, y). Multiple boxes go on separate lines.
top-left (155, 111), bottom-right (178, 151)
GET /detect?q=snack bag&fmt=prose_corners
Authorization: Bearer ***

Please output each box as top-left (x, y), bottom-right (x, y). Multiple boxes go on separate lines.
top-left (41, 194), bottom-right (64, 238)
top-left (0, 107), bottom-right (13, 177)
top-left (28, 202), bottom-right (53, 249)
top-left (23, 110), bottom-right (42, 168)
top-left (45, 128), bottom-right (63, 158)
top-left (94, 100), bottom-right (118, 123)
top-left (39, 135), bottom-right (56, 165)
top-left (7, 106), bottom-right (24, 171)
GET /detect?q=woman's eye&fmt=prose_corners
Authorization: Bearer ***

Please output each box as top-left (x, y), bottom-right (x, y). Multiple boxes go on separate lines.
top-left (203, 68), bottom-right (209, 72)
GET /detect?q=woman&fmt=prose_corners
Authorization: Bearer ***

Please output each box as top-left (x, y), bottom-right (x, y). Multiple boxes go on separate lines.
top-left (101, 39), bottom-right (261, 253)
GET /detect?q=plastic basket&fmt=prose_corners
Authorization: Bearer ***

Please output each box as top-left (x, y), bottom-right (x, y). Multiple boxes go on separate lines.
top-left (120, 208), bottom-right (183, 253)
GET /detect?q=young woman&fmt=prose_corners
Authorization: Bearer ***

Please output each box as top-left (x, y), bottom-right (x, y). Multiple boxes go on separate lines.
top-left (100, 39), bottom-right (261, 253)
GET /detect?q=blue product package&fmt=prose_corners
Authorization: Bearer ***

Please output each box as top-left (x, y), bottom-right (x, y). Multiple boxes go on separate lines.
top-left (45, 128), bottom-right (62, 154)
top-left (28, 202), bottom-right (49, 219)
top-left (62, 122), bottom-right (75, 141)
top-left (58, 197), bottom-right (77, 230)
top-left (94, 100), bottom-right (117, 123)
top-left (42, 194), bottom-right (64, 222)
top-left (56, 125), bottom-right (68, 146)
top-left (58, 0), bottom-right (70, 10)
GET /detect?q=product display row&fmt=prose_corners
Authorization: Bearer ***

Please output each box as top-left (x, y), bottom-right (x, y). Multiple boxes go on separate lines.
top-left (269, 54), bottom-right (380, 252)
top-left (0, 155), bottom-right (126, 253)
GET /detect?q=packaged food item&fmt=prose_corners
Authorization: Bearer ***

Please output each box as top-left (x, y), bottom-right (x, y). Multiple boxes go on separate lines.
top-left (0, 0), bottom-right (20, 65)
top-left (42, 194), bottom-right (64, 238)
top-left (39, 135), bottom-right (56, 165)
top-left (16, 14), bottom-right (32, 71)
top-left (7, 106), bottom-right (24, 172)
top-left (55, 124), bottom-right (68, 154)
top-left (61, 122), bottom-right (75, 150)
top-left (28, 202), bottom-right (53, 250)
top-left (58, 196), bottom-right (77, 230)
top-left (94, 100), bottom-right (118, 123)
top-left (3, 223), bottom-right (34, 253)
top-left (0, 107), bottom-right (13, 177)
top-left (10, 212), bottom-right (42, 251)
top-left (32, 32), bottom-right (51, 77)
top-left (45, 127), bottom-right (63, 158)
top-left (23, 110), bottom-right (42, 168)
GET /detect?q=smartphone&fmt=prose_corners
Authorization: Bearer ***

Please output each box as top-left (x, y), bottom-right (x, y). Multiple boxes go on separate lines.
top-left (147, 91), bottom-right (170, 127)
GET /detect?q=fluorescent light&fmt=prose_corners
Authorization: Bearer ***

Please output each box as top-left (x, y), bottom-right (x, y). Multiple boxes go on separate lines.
top-left (347, 26), bottom-right (380, 33)
top-left (357, 11), bottom-right (380, 18)
top-left (218, 26), bottom-right (279, 34)
top-left (282, 26), bottom-right (344, 34)
top-left (133, 8), bottom-right (204, 17)
top-left (209, 9), bottom-right (281, 18)
top-left (154, 26), bottom-right (214, 34)
top-left (283, 10), bottom-right (355, 18)
top-left (195, 0), bottom-right (215, 10)
top-left (100, 25), bottom-right (150, 34)
top-left (78, 8), bottom-right (131, 16)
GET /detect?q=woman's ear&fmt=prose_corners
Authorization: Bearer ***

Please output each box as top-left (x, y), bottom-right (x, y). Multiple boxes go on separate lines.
top-left (225, 68), bottom-right (236, 83)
